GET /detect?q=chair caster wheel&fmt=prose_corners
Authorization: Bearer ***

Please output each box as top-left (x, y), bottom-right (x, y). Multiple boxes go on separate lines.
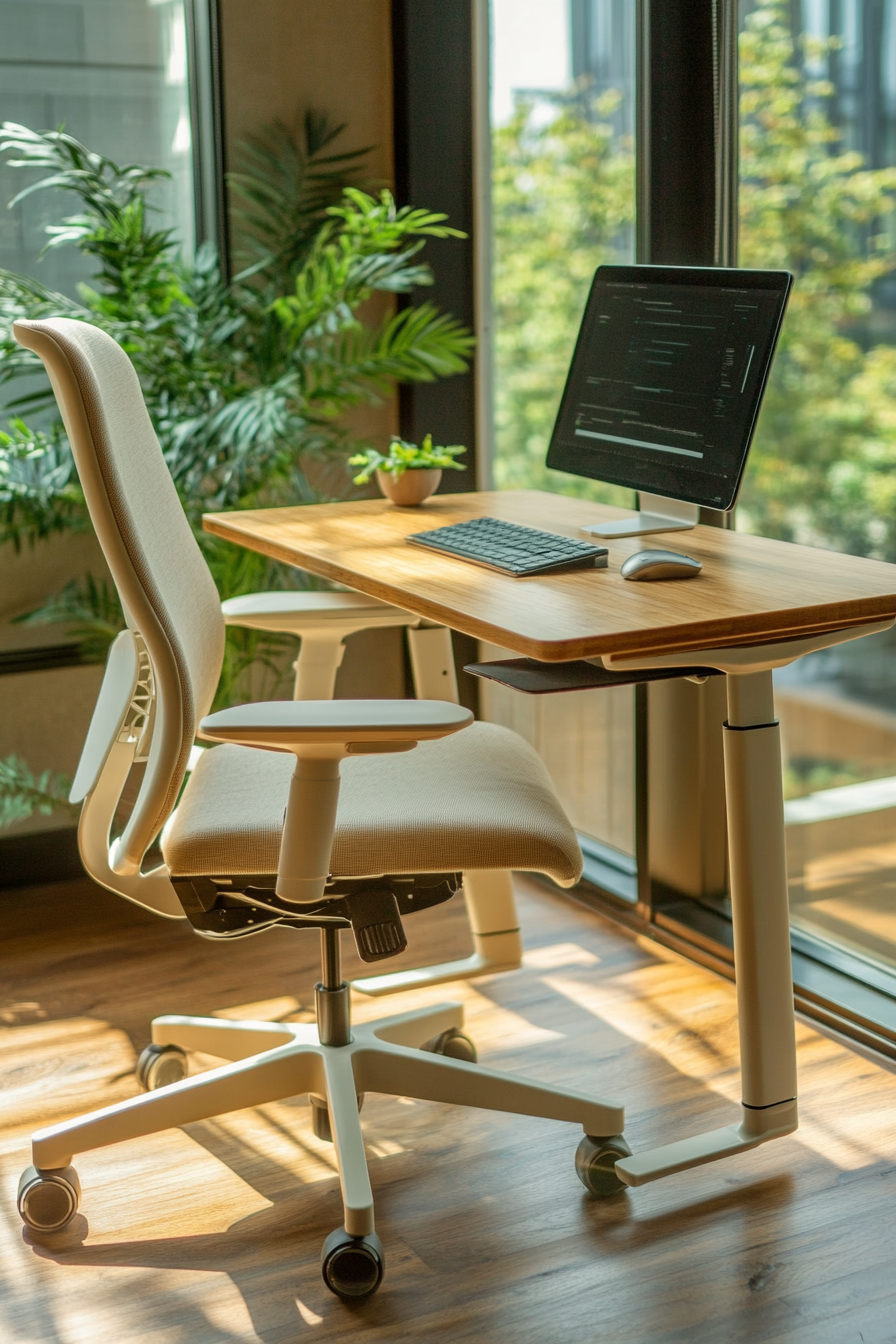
top-left (422, 1027), bottom-right (477, 1063)
top-left (321, 1227), bottom-right (385, 1300)
top-left (18, 1164), bottom-right (81, 1233)
top-left (311, 1093), bottom-right (364, 1143)
top-left (575, 1133), bottom-right (632, 1198)
top-left (136, 1043), bottom-right (188, 1091)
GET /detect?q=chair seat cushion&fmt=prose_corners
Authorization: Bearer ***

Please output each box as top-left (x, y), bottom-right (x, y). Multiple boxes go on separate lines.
top-left (162, 721), bottom-right (583, 887)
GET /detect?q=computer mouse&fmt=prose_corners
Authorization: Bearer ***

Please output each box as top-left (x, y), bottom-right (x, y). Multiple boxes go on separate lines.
top-left (620, 549), bottom-right (703, 581)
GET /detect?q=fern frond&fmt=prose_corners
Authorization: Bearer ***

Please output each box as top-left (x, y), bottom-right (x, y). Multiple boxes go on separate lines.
top-left (0, 755), bottom-right (78, 829)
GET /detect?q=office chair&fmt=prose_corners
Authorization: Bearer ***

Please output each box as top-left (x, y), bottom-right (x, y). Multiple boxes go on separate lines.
top-left (14, 318), bottom-right (627, 1300)
top-left (220, 592), bottom-right (526, 997)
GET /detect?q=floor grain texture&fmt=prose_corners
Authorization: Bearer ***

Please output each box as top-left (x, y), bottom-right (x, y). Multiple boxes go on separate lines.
top-left (2, 875), bottom-right (896, 1343)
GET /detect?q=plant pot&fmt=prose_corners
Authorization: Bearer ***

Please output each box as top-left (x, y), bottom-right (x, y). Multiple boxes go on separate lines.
top-left (376, 467), bottom-right (442, 507)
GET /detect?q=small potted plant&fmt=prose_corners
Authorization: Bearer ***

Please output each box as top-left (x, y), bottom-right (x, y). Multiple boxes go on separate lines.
top-left (349, 434), bottom-right (466, 506)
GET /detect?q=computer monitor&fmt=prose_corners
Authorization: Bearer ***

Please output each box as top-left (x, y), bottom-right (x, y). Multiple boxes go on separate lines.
top-left (545, 264), bottom-right (792, 538)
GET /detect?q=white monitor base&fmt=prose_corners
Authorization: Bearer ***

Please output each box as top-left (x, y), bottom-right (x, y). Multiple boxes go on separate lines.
top-left (580, 492), bottom-right (699, 539)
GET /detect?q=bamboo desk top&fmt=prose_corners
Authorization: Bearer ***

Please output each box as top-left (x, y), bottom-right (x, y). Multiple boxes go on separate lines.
top-left (203, 490), bottom-right (896, 663)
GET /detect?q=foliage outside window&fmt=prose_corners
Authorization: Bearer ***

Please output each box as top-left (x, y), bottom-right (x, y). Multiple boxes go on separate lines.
top-left (491, 0), bottom-right (896, 567)
top-left (491, 86), bottom-right (634, 504)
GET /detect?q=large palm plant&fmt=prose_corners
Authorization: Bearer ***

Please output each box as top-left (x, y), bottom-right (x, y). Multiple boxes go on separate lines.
top-left (0, 112), bottom-right (474, 824)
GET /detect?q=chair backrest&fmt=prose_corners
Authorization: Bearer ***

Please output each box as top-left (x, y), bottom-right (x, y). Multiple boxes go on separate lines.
top-left (14, 318), bottom-right (225, 870)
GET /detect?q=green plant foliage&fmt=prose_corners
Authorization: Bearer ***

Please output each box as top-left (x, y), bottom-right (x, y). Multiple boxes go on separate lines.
top-left (0, 418), bottom-right (85, 549)
top-left (0, 114), bottom-right (473, 825)
top-left (229, 110), bottom-right (372, 292)
top-left (0, 755), bottom-right (78, 827)
top-left (491, 86), bottom-right (635, 504)
top-left (491, 9), bottom-right (896, 559)
top-left (349, 433), bottom-right (466, 484)
top-left (737, 0), bottom-right (896, 557)
top-left (0, 115), bottom-right (473, 542)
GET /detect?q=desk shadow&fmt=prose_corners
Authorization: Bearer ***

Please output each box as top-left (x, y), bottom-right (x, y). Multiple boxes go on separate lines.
top-left (578, 1171), bottom-right (796, 1253)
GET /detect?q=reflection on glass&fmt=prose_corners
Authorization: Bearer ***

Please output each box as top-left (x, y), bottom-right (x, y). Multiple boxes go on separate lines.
top-left (0, 0), bottom-right (195, 306)
top-left (739, 1), bottom-right (896, 970)
top-left (487, 1), bottom-right (636, 863)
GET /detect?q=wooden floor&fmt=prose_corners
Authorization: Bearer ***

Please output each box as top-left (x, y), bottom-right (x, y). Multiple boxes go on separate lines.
top-left (3, 876), bottom-right (896, 1344)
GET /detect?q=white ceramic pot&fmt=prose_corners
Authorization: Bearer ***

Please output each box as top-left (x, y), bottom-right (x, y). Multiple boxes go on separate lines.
top-left (376, 467), bottom-right (442, 506)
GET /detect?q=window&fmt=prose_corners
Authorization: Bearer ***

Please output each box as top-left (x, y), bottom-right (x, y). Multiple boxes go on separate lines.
top-left (481, 0), bottom-right (896, 1041)
top-left (489, 0), bottom-right (635, 502)
top-left (738, 0), bottom-right (896, 976)
top-left (0, 0), bottom-right (195, 303)
top-left (483, 0), bottom-right (638, 888)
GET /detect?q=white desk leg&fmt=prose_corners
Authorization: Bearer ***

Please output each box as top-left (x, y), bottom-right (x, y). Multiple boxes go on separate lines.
top-left (292, 633), bottom-right (347, 700)
top-left (406, 625), bottom-right (460, 702)
top-left (723, 670), bottom-right (798, 1116)
top-left (616, 668), bottom-right (798, 1187)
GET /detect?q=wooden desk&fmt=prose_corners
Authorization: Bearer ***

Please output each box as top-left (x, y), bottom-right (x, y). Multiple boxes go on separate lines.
top-left (204, 489), bottom-right (896, 662)
top-left (204, 489), bottom-right (896, 1191)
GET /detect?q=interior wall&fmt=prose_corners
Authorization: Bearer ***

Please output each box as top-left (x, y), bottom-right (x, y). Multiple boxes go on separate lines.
top-left (218, 0), bottom-right (397, 454)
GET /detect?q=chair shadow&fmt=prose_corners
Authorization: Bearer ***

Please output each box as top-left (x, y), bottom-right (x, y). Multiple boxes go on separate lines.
top-left (24, 1188), bottom-right (433, 1341)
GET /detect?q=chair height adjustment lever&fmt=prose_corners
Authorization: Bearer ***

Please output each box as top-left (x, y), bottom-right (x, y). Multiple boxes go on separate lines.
top-left (343, 889), bottom-right (408, 963)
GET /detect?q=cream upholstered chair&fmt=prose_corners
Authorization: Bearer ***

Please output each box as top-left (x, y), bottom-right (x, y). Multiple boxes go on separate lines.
top-left (220, 592), bottom-right (527, 997)
top-left (13, 318), bottom-right (628, 1301)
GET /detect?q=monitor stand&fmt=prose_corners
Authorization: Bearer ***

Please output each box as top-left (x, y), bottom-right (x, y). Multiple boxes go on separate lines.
top-left (580, 492), bottom-right (699, 540)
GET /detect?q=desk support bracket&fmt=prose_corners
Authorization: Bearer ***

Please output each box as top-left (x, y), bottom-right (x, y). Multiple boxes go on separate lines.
top-left (602, 627), bottom-right (895, 1186)
top-left (615, 666), bottom-right (799, 1186)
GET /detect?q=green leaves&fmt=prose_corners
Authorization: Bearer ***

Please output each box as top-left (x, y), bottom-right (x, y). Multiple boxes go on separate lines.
top-left (0, 122), bottom-right (169, 219)
top-left (491, 86), bottom-right (636, 505)
top-left (0, 420), bottom-right (86, 550)
top-left (272, 188), bottom-right (467, 347)
top-left (349, 433), bottom-right (467, 484)
top-left (0, 113), bottom-right (473, 809)
top-left (326, 187), bottom-right (467, 246)
top-left (737, 0), bottom-right (896, 558)
top-left (0, 117), bottom-right (473, 540)
top-left (229, 111), bottom-right (372, 290)
top-left (0, 755), bottom-right (78, 828)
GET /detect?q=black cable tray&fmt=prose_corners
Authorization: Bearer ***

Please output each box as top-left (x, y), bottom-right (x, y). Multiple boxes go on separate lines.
top-left (464, 658), bottom-right (723, 695)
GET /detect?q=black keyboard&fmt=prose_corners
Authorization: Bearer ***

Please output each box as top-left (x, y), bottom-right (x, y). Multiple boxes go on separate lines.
top-left (406, 516), bottom-right (609, 577)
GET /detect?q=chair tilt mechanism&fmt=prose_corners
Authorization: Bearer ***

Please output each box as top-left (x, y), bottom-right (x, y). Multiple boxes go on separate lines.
top-left (172, 868), bottom-right (462, 956)
top-left (12, 315), bottom-right (626, 1305)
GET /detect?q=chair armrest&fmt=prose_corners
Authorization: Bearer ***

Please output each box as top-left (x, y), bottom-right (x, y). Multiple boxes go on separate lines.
top-left (198, 699), bottom-right (472, 904)
top-left (221, 591), bottom-right (420, 634)
top-left (198, 699), bottom-right (472, 752)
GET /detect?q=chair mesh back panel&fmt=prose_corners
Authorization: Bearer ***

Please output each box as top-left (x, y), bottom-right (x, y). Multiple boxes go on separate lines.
top-left (23, 318), bottom-right (225, 835)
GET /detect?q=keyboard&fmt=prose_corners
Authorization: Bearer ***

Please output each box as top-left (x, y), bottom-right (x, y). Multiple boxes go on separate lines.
top-left (406, 516), bottom-right (609, 577)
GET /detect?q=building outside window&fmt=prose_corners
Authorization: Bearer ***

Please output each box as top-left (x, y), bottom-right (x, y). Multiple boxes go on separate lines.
top-left (0, 0), bottom-right (195, 303)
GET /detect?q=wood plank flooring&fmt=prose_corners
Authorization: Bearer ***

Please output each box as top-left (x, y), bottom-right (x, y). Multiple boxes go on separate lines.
top-left (2, 875), bottom-right (896, 1343)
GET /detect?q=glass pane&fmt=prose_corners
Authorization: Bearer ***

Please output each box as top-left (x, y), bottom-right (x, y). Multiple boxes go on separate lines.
top-left (487, 0), bottom-right (637, 865)
top-left (739, 0), bottom-right (896, 969)
top-left (0, 0), bottom-right (195, 305)
top-left (490, 0), bottom-right (635, 501)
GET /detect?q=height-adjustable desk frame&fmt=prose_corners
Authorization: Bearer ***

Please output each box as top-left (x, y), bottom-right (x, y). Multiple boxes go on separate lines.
top-left (204, 489), bottom-right (896, 1190)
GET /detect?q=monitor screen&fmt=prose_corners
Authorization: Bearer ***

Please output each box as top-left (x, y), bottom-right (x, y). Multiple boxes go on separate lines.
top-left (545, 265), bottom-right (792, 512)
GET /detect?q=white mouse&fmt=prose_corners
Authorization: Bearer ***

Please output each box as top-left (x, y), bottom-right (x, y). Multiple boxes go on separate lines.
top-left (620, 549), bottom-right (703, 581)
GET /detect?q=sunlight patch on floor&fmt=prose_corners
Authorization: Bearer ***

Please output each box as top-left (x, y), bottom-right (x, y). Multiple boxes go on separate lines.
top-left (523, 942), bottom-right (599, 969)
top-left (542, 966), bottom-right (896, 1171)
top-left (349, 979), bottom-right (565, 1049)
